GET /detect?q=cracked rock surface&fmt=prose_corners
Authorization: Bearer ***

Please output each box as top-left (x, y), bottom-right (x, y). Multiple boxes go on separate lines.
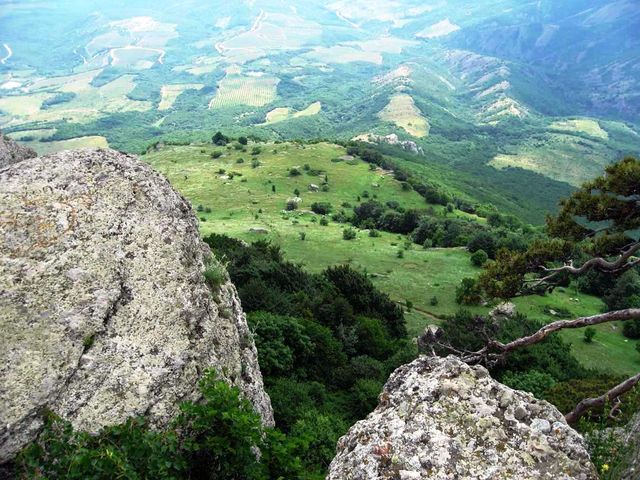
top-left (0, 149), bottom-right (273, 464)
top-left (328, 355), bottom-right (597, 480)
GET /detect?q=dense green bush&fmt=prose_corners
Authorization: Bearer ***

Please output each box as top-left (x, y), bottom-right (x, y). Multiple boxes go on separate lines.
top-left (311, 202), bottom-right (332, 215)
top-left (342, 227), bottom-right (357, 240)
top-left (17, 373), bottom-right (307, 480)
top-left (470, 249), bottom-right (489, 267)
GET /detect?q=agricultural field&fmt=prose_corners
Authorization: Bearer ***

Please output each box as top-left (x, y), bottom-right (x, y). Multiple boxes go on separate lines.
top-left (262, 101), bottom-right (321, 124)
top-left (303, 46), bottom-right (383, 65)
top-left (159, 84), bottom-right (204, 110)
top-left (144, 140), bottom-right (639, 377)
top-left (8, 134), bottom-right (108, 155)
top-left (209, 73), bottom-right (279, 109)
top-left (378, 93), bottom-right (429, 137)
top-left (0, 70), bottom-right (152, 127)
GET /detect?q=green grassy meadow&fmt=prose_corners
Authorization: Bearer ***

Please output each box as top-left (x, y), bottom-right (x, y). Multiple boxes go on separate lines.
top-left (145, 141), bottom-right (640, 376)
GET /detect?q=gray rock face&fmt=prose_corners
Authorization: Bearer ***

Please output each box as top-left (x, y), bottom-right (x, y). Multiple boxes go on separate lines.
top-left (621, 412), bottom-right (640, 480)
top-left (328, 355), bottom-right (597, 480)
top-left (0, 149), bottom-right (273, 464)
top-left (0, 133), bottom-right (36, 169)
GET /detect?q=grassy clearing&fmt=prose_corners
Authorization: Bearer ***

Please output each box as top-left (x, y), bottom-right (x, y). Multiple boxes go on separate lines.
top-left (303, 46), bottom-right (383, 65)
top-left (550, 118), bottom-right (609, 140)
top-left (143, 141), bottom-right (638, 375)
top-left (159, 84), bottom-right (204, 110)
top-left (263, 101), bottom-right (321, 124)
top-left (13, 136), bottom-right (109, 155)
top-left (378, 94), bottom-right (429, 137)
top-left (210, 74), bottom-right (279, 109)
top-left (489, 132), bottom-right (617, 186)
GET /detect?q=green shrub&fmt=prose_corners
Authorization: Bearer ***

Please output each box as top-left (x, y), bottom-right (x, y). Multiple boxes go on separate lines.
top-left (368, 229), bottom-right (380, 238)
top-left (470, 249), bottom-right (489, 267)
top-left (17, 373), bottom-right (309, 480)
top-left (583, 327), bottom-right (596, 343)
top-left (251, 159), bottom-right (261, 168)
top-left (319, 217), bottom-right (329, 226)
top-left (289, 167), bottom-right (302, 177)
top-left (430, 296), bottom-right (438, 306)
top-left (204, 259), bottom-right (227, 288)
top-left (311, 202), bottom-right (332, 215)
top-left (212, 151), bottom-right (223, 159)
top-left (500, 370), bottom-right (556, 399)
top-left (342, 228), bottom-right (357, 240)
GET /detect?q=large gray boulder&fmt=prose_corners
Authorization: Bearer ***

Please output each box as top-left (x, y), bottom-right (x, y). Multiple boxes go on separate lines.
top-left (328, 355), bottom-right (597, 480)
top-left (0, 133), bottom-right (36, 169)
top-left (0, 149), bottom-right (273, 464)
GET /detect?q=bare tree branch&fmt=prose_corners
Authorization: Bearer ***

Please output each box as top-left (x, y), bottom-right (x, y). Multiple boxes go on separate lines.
top-left (526, 241), bottom-right (640, 290)
top-left (460, 308), bottom-right (640, 364)
top-left (565, 373), bottom-right (640, 425)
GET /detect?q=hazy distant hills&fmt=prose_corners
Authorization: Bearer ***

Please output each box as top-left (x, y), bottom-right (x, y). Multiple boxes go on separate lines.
top-left (0, 0), bottom-right (638, 189)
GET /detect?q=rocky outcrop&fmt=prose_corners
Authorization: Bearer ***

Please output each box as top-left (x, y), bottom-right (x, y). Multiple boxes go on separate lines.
top-left (328, 355), bottom-right (597, 480)
top-left (0, 133), bottom-right (36, 169)
top-left (0, 149), bottom-right (273, 464)
top-left (621, 412), bottom-right (640, 480)
top-left (353, 133), bottom-right (424, 155)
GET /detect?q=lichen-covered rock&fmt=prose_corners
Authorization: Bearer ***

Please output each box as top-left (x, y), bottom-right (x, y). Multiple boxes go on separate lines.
top-left (0, 149), bottom-right (273, 464)
top-left (0, 133), bottom-right (36, 169)
top-left (621, 412), bottom-right (640, 480)
top-left (328, 355), bottom-right (597, 480)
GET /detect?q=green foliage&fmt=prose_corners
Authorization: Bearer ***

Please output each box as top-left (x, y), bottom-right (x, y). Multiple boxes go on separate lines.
top-left (18, 373), bottom-right (312, 480)
top-left (212, 132), bottom-right (229, 146)
top-left (455, 278), bottom-right (483, 305)
top-left (212, 151), bottom-right (223, 159)
top-left (319, 216), bottom-right (329, 226)
top-left (441, 311), bottom-right (585, 382)
top-left (470, 249), bottom-right (489, 267)
top-left (583, 327), bottom-right (596, 343)
top-left (500, 370), bottom-right (556, 399)
top-left (546, 376), bottom-right (640, 424)
top-left (238, 136), bottom-right (248, 146)
top-left (204, 259), bottom-right (227, 289)
top-left (177, 374), bottom-right (265, 479)
top-left (18, 414), bottom-right (186, 479)
top-left (311, 202), bottom-right (332, 215)
top-left (342, 227), bottom-right (356, 240)
top-left (41, 92), bottom-right (76, 109)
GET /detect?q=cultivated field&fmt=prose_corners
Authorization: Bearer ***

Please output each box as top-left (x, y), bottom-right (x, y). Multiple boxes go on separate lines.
top-left (263, 101), bottom-right (321, 124)
top-left (159, 84), bottom-right (204, 110)
top-left (6, 130), bottom-right (108, 154)
top-left (209, 74), bottom-right (279, 109)
top-left (303, 46), bottom-right (383, 65)
top-left (0, 73), bottom-right (152, 126)
top-left (378, 93), bottom-right (430, 137)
